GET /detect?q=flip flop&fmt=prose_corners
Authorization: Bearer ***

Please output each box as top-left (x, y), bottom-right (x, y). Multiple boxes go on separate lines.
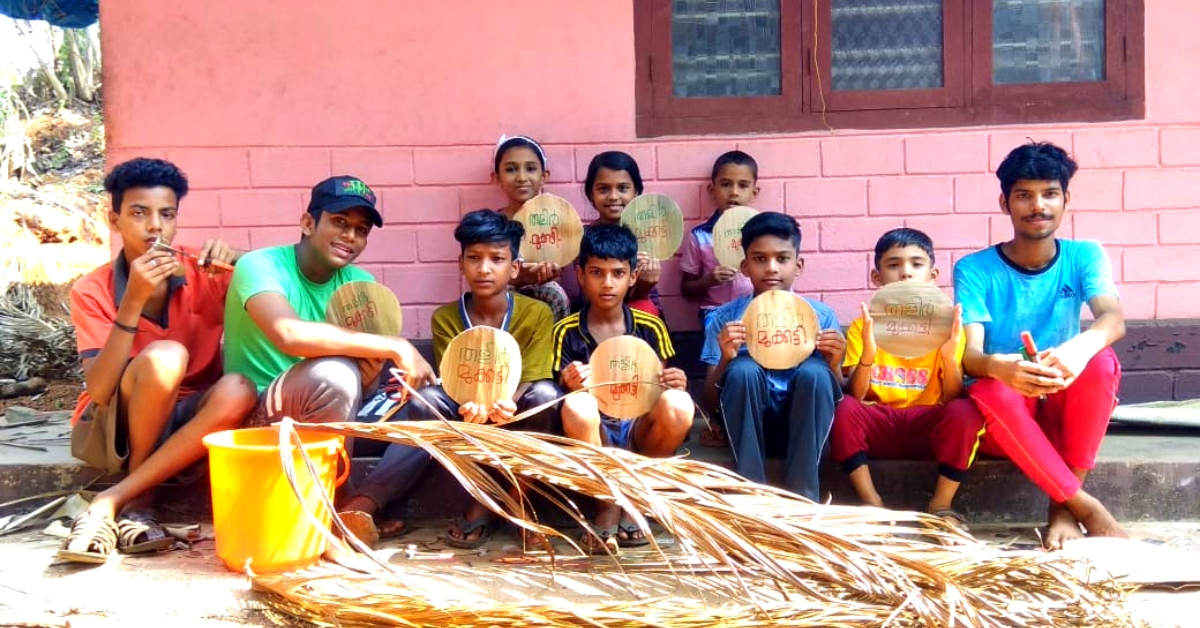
top-left (56, 511), bottom-right (119, 564)
top-left (116, 509), bottom-right (175, 555)
top-left (699, 423), bottom-right (728, 448)
top-left (445, 514), bottom-right (497, 550)
top-left (338, 510), bottom-right (411, 548)
top-left (616, 518), bottom-right (651, 548)
top-left (932, 509), bottom-right (971, 533)
top-left (580, 524), bottom-right (619, 555)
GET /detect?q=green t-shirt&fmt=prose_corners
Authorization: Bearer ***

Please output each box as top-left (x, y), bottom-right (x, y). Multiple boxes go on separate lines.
top-left (429, 292), bottom-right (553, 383)
top-left (224, 244), bottom-right (375, 391)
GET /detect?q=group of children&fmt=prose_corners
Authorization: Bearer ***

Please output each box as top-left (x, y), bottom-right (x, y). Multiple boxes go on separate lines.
top-left (57, 138), bottom-right (1129, 564)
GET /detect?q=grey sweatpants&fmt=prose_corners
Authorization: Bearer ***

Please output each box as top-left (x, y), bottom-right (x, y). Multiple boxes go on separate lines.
top-left (249, 356), bottom-right (433, 510)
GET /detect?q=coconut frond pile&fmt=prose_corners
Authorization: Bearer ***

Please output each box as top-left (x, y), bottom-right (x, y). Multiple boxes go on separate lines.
top-left (0, 281), bottom-right (77, 380)
top-left (252, 418), bottom-right (1140, 628)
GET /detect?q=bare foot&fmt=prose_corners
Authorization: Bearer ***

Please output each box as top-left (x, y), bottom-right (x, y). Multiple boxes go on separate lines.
top-left (1043, 502), bottom-right (1083, 550)
top-left (1054, 491), bottom-right (1129, 549)
top-left (927, 502), bottom-right (969, 533)
top-left (86, 494), bottom-right (120, 521)
top-left (1068, 493), bottom-right (1129, 539)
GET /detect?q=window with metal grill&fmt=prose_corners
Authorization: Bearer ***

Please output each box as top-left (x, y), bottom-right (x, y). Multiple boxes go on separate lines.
top-left (634, 0), bottom-right (1144, 136)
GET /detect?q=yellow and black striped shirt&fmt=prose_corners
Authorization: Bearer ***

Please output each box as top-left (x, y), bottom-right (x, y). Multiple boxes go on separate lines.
top-left (551, 303), bottom-right (674, 375)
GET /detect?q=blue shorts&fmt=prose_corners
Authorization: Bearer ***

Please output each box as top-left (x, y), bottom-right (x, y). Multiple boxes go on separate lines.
top-left (601, 417), bottom-right (638, 450)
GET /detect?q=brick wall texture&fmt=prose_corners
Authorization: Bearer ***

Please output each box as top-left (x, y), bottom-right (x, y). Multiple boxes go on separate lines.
top-left (109, 125), bottom-right (1200, 339)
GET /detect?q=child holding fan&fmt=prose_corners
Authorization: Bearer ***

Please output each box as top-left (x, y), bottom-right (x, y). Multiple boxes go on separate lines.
top-left (553, 223), bottom-right (693, 552)
top-left (830, 228), bottom-right (984, 529)
top-left (492, 135), bottom-right (570, 321)
top-left (564, 151), bottom-right (662, 316)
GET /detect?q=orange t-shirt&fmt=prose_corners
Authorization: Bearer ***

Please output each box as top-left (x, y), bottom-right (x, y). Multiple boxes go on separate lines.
top-left (69, 254), bottom-right (231, 425)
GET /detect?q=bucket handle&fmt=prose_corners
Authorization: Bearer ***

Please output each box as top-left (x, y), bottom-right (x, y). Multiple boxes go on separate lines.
top-left (334, 444), bottom-right (350, 488)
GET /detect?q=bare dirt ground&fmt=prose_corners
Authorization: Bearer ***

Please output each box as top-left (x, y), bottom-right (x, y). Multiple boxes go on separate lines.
top-left (1, 101), bottom-right (108, 409)
top-left (0, 381), bottom-right (80, 413)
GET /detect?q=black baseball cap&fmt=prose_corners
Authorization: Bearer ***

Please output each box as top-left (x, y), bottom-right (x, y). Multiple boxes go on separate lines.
top-left (307, 176), bottom-right (383, 228)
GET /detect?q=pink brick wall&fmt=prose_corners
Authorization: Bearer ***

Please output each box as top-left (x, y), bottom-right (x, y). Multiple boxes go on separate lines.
top-left (102, 1), bottom-right (1200, 338)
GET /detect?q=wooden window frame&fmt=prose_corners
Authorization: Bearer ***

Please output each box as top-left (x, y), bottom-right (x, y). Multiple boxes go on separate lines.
top-left (634, 0), bottom-right (1145, 137)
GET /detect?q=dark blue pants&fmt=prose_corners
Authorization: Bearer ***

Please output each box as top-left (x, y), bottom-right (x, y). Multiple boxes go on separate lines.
top-left (355, 379), bottom-right (560, 510)
top-left (718, 354), bottom-right (840, 500)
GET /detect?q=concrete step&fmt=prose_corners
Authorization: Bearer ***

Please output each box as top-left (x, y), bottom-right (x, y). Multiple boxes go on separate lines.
top-left (4, 420), bottom-right (1199, 526)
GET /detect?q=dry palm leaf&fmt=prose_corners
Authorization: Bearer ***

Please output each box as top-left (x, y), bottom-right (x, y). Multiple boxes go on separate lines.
top-left (0, 282), bottom-right (77, 380)
top-left (250, 418), bottom-right (1141, 628)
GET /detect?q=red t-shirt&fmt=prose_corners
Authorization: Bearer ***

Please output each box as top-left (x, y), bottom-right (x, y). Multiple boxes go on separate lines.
top-left (69, 254), bottom-right (231, 424)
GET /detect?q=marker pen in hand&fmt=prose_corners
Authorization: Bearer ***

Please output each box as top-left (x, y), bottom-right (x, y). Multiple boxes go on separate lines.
top-left (1020, 331), bottom-right (1039, 362)
top-left (1020, 331), bottom-right (1047, 400)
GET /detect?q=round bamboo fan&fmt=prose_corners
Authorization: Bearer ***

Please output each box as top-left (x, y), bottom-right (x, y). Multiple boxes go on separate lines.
top-left (325, 281), bottom-right (402, 336)
top-left (712, 206), bottom-right (760, 270)
top-left (439, 326), bottom-right (524, 408)
top-left (741, 290), bottom-right (818, 370)
top-left (588, 336), bottom-right (663, 420)
top-left (512, 194), bottom-right (584, 267)
top-left (619, 194), bottom-right (684, 260)
top-left (868, 280), bottom-right (954, 359)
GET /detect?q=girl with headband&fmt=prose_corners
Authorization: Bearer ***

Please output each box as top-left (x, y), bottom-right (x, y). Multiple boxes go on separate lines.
top-left (492, 135), bottom-right (570, 321)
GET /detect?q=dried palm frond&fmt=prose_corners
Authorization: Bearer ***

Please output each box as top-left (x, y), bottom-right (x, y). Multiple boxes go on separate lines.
top-left (0, 283), bottom-right (77, 380)
top-left (250, 418), bottom-right (1140, 628)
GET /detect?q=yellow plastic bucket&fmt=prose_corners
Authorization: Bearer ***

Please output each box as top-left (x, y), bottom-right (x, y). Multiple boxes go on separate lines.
top-left (203, 426), bottom-right (348, 573)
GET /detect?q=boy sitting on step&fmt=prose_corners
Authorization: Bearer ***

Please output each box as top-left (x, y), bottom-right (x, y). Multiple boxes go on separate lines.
top-left (699, 212), bottom-right (845, 500)
top-left (348, 209), bottom-right (561, 549)
top-left (829, 228), bottom-right (984, 530)
top-left (554, 223), bottom-right (694, 553)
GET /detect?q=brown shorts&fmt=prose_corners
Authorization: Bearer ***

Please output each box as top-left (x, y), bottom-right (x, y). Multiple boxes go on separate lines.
top-left (70, 390), bottom-right (205, 474)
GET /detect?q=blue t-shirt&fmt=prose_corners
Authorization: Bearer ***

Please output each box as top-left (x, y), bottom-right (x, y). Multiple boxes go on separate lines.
top-left (700, 293), bottom-right (840, 406)
top-left (953, 239), bottom-right (1118, 356)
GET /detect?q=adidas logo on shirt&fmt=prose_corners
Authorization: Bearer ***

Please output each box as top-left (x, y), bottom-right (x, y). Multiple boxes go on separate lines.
top-left (1058, 284), bottom-right (1077, 299)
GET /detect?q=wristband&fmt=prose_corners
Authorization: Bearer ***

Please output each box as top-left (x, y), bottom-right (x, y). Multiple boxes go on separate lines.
top-left (858, 360), bottom-right (874, 368)
top-left (113, 320), bottom-right (139, 334)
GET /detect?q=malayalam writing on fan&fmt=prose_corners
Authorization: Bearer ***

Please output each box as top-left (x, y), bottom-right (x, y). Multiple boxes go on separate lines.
top-left (882, 297), bottom-right (937, 336)
top-left (754, 311), bottom-right (810, 348)
top-left (337, 293), bottom-right (379, 329)
top-left (631, 224), bottom-right (671, 242)
top-left (605, 355), bottom-right (644, 401)
top-left (455, 342), bottom-right (514, 385)
top-left (527, 208), bottom-right (563, 250)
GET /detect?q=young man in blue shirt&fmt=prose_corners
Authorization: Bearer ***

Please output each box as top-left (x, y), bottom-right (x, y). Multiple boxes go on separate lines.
top-left (955, 142), bottom-right (1128, 549)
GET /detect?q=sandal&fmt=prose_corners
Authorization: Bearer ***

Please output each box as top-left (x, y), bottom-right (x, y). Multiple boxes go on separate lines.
top-left (932, 509), bottom-right (970, 533)
top-left (580, 524), bottom-right (619, 555)
top-left (616, 517), bottom-right (651, 548)
top-left (116, 509), bottom-right (175, 555)
top-left (446, 514), bottom-right (498, 550)
top-left (56, 512), bottom-right (119, 564)
top-left (337, 511), bottom-right (411, 548)
top-left (699, 422), bottom-right (728, 448)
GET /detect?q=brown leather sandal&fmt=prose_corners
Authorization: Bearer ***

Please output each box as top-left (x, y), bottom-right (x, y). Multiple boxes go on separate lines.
top-left (56, 512), bottom-right (119, 564)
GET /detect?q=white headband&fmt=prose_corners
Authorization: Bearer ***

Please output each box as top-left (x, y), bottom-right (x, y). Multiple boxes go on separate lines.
top-left (494, 134), bottom-right (548, 169)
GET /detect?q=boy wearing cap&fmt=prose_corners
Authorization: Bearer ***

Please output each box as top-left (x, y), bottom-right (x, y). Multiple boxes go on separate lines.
top-left (223, 175), bottom-right (435, 540)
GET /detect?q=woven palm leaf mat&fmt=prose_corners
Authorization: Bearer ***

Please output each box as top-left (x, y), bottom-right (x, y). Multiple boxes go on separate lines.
top-left (244, 418), bottom-right (1161, 628)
